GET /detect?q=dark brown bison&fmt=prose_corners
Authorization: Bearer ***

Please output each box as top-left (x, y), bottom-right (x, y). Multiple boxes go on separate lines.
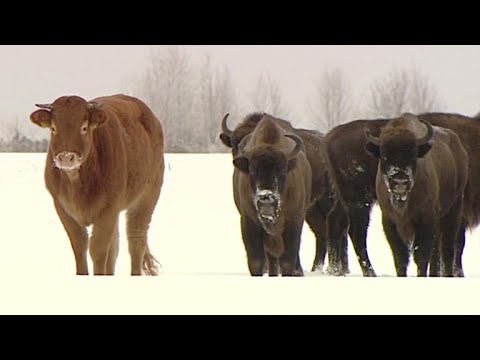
top-left (226, 114), bottom-right (311, 276)
top-left (30, 94), bottom-right (164, 276)
top-left (325, 112), bottom-right (480, 277)
top-left (364, 114), bottom-right (468, 276)
top-left (220, 112), bottom-right (348, 274)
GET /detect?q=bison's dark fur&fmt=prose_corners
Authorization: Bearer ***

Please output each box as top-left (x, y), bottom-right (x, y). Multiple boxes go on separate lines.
top-left (227, 115), bottom-right (311, 276)
top-left (220, 112), bottom-right (348, 274)
top-left (325, 112), bottom-right (480, 277)
top-left (365, 114), bottom-right (468, 276)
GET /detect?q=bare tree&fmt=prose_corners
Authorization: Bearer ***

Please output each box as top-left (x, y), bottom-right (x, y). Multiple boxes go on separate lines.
top-left (308, 67), bottom-right (355, 132)
top-left (133, 45), bottom-right (197, 152)
top-left (250, 72), bottom-right (290, 118)
top-left (367, 67), bottom-right (443, 118)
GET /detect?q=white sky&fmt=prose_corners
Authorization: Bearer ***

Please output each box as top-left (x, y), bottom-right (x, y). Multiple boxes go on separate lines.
top-left (0, 45), bottom-right (479, 138)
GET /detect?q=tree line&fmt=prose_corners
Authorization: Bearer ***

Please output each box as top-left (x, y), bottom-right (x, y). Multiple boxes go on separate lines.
top-left (1, 46), bottom-right (443, 153)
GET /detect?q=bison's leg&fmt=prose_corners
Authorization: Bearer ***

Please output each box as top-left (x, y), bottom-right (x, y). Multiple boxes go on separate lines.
top-left (279, 222), bottom-right (304, 277)
top-left (413, 223), bottom-right (435, 277)
top-left (348, 206), bottom-right (376, 277)
top-left (266, 254), bottom-right (279, 276)
top-left (428, 241), bottom-right (441, 277)
top-left (438, 201), bottom-right (463, 277)
top-left (325, 200), bottom-right (349, 276)
top-left (382, 214), bottom-right (409, 277)
top-left (90, 210), bottom-right (119, 275)
top-left (106, 216), bottom-right (120, 275)
top-left (453, 224), bottom-right (466, 277)
top-left (306, 202), bottom-right (327, 273)
top-left (54, 201), bottom-right (89, 275)
top-left (241, 216), bottom-right (265, 276)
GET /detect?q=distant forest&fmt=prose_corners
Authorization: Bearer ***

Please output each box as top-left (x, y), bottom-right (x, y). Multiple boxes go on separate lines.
top-left (1, 46), bottom-right (445, 153)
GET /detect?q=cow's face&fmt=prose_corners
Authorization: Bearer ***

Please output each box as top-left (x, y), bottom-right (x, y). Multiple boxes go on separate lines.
top-left (233, 134), bottom-right (302, 232)
top-left (365, 118), bottom-right (433, 211)
top-left (30, 97), bottom-right (108, 172)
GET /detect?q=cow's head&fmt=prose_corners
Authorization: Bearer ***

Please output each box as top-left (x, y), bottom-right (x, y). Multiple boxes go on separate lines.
top-left (364, 114), bottom-right (433, 210)
top-left (30, 96), bottom-right (108, 172)
top-left (233, 131), bottom-right (303, 232)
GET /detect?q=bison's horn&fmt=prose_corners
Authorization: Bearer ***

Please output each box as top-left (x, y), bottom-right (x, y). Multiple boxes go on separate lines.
top-left (285, 134), bottom-right (304, 160)
top-left (35, 103), bottom-right (53, 110)
top-left (221, 113), bottom-right (233, 138)
top-left (364, 127), bottom-right (381, 146)
top-left (87, 102), bottom-right (102, 111)
top-left (416, 119), bottom-right (434, 146)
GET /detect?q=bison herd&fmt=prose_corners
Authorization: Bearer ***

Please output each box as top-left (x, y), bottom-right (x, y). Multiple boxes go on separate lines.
top-left (30, 94), bottom-right (479, 277)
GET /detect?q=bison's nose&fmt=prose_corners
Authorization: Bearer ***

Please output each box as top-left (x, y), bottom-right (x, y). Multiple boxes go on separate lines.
top-left (55, 151), bottom-right (82, 171)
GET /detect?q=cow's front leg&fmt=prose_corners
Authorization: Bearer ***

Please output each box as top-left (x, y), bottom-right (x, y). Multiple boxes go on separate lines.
top-left (54, 201), bottom-right (89, 275)
top-left (90, 209), bottom-right (119, 275)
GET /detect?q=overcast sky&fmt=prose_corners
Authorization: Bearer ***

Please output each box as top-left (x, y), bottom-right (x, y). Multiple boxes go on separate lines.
top-left (1, 45), bottom-right (478, 138)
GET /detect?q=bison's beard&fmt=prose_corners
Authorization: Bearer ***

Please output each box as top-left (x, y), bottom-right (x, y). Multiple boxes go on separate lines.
top-left (254, 189), bottom-right (281, 235)
top-left (390, 195), bottom-right (409, 215)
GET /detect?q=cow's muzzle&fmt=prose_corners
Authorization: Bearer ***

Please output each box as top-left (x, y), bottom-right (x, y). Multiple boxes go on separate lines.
top-left (384, 167), bottom-right (413, 202)
top-left (54, 151), bottom-right (83, 172)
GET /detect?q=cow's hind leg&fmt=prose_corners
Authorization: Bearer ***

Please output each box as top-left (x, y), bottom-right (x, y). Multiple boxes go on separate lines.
top-left (437, 200), bottom-right (463, 277)
top-left (106, 216), bottom-right (120, 275)
top-left (382, 214), bottom-right (409, 277)
top-left (54, 201), bottom-right (89, 275)
top-left (266, 254), bottom-right (279, 276)
top-left (453, 223), bottom-right (466, 277)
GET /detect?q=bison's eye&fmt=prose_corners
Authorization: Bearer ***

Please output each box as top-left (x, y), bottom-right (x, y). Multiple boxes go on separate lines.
top-left (51, 125), bottom-right (57, 134)
top-left (81, 125), bottom-right (88, 135)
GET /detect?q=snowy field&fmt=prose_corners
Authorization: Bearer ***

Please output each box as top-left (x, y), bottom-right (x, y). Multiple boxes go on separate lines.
top-left (1, 153), bottom-right (479, 314)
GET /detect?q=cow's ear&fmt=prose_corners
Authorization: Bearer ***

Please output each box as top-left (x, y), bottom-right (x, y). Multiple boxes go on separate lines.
top-left (89, 109), bottom-right (108, 129)
top-left (219, 133), bottom-right (232, 148)
top-left (287, 158), bottom-right (297, 171)
top-left (233, 156), bottom-right (249, 173)
top-left (365, 142), bottom-right (380, 158)
top-left (417, 143), bottom-right (432, 158)
top-left (30, 110), bottom-right (52, 128)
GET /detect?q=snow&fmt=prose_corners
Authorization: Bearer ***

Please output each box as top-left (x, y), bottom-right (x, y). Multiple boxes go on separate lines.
top-left (1, 153), bottom-right (479, 314)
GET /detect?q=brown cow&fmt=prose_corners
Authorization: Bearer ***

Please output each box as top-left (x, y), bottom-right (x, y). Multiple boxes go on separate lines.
top-left (230, 115), bottom-right (311, 276)
top-left (30, 94), bottom-right (164, 276)
top-left (364, 114), bottom-right (468, 276)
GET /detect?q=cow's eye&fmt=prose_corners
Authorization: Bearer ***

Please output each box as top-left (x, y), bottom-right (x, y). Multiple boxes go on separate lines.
top-left (81, 125), bottom-right (88, 134)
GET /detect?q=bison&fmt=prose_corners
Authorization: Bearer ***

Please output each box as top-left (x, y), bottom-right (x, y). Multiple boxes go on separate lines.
top-left (364, 114), bottom-right (468, 276)
top-left (225, 114), bottom-right (311, 276)
top-left (220, 112), bottom-right (348, 274)
top-left (30, 94), bottom-right (164, 276)
top-left (325, 112), bottom-right (480, 277)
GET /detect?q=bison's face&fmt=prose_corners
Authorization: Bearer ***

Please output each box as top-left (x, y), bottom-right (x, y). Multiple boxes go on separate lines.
top-left (378, 139), bottom-right (419, 202)
top-left (233, 135), bottom-right (303, 232)
top-left (365, 118), bottom-right (433, 211)
top-left (30, 98), bottom-right (108, 173)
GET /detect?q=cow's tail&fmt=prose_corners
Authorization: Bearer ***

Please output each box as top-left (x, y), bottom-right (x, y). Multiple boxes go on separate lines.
top-left (264, 234), bottom-right (285, 258)
top-left (142, 245), bottom-right (161, 276)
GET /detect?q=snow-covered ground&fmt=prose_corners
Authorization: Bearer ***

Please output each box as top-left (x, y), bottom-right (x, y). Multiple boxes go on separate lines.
top-left (1, 153), bottom-right (479, 314)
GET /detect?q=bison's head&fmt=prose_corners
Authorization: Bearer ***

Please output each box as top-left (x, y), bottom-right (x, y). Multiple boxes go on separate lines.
top-left (233, 132), bottom-right (303, 233)
top-left (30, 96), bottom-right (109, 173)
top-left (364, 115), bottom-right (433, 211)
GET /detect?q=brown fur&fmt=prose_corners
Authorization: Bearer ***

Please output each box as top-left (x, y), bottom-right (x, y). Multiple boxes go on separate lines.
top-left (231, 116), bottom-right (312, 275)
top-left (366, 115), bottom-right (468, 276)
top-left (30, 94), bottom-right (165, 276)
